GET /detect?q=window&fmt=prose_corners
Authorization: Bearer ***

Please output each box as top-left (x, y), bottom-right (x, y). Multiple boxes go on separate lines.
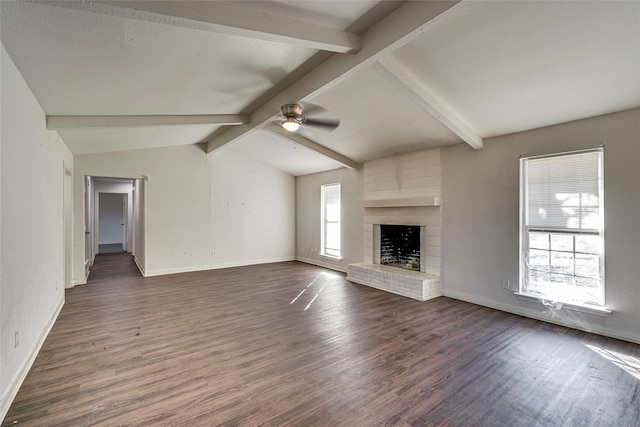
top-left (520, 149), bottom-right (604, 306)
top-left (321, 183), bottom-right (341, 258)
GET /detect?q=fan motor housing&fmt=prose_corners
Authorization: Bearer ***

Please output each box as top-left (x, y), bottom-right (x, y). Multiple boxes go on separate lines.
top-left (281, 103), bottom-right (303, 117)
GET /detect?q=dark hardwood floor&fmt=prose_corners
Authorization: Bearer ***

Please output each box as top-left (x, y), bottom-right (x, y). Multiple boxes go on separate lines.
top-left (4, 254), bottom-right (640, 426)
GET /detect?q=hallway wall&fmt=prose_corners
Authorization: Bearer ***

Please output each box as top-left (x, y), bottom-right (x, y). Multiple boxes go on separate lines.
top-left (1, 44), bottom-right (73, 419)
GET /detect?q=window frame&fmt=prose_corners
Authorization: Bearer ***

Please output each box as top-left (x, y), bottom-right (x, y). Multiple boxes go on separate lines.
top-left (519, 148), bottom-right (605, 307)
top-left (320, 182), bottom-right (341, 259)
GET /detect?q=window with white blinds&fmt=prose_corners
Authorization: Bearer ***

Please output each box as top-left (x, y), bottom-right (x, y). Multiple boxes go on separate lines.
top-left (321, 183), bottom-right (341, 258)
top-left (520, 149), bottom-right (604, 306)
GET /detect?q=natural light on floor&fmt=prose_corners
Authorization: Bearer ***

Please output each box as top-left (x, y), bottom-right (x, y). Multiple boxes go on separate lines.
top-left (290, 272), bottom-right (340, 311)
top-left (585, 344), bottom-right (640, 381)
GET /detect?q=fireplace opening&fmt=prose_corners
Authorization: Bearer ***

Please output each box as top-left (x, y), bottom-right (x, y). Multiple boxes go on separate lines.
top-left (380, 225), bottom-right (421, 271)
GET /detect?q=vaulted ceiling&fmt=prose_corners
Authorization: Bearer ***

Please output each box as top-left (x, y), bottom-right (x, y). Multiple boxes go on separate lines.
top-left (2, 1), bottom-right (639, 175)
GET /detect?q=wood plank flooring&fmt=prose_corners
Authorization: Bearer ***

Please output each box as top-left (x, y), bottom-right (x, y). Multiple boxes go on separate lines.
top-left (3, 253), bottom-right (640, 426)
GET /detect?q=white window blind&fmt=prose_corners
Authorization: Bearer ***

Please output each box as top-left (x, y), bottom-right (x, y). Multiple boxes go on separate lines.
top-left (525, 151), bottom-right (602, 231)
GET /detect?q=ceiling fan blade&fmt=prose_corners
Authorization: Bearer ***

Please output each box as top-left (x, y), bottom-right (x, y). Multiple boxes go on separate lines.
top-left (299, 102), bottom-right (328, 116)
top-left (304, 118), bottom-right (340, 130)
top-left (296, 125), bottom-right (314, 139)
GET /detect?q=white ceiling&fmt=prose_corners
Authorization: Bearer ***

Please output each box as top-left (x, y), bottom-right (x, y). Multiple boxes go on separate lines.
top-left (392, 0), bottom-right (640, 138)
top-left (1, 1), bottom-right (639, 176)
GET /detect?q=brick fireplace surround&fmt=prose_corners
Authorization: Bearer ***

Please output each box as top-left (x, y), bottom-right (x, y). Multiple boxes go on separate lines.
top-left (346, 149), bottom-right (443, 301)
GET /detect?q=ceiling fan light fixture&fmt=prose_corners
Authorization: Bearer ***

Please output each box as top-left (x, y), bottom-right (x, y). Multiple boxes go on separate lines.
top-left (282, 118), bottom-right (300, 132)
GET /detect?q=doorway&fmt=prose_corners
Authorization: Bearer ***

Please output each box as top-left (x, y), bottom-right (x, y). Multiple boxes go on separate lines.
top-left (84, 177), bottom-right (145, 277)
top-left (98, 192), bottom-right (127, 254)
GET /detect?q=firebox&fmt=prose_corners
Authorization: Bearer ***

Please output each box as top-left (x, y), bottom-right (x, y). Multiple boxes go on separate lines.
top-left (379, 225), bottom-right (421, 271)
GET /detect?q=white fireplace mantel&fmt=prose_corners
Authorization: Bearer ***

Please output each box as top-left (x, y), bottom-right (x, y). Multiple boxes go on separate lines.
top-left (362, 196), bottom-right (440, 208)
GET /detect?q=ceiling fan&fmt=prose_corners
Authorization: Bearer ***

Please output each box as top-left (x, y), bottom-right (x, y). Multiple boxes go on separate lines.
top-left (278, 103), bottom-right (340, 132)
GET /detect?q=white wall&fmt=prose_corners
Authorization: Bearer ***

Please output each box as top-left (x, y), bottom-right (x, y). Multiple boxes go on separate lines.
top-left (296, 167), bottom-right (363, 272)
top-left (1, 44), bottom-right (73, 419)
top-left (73, 144), bottom-right (295, 279)
top-left (209, 149), bottom-right (295, 268)
top-left (441, 108), bottom-right (640, 343)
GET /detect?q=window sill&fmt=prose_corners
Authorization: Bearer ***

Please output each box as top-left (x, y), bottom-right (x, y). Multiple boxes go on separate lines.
top-left (514, 292), bottom-right (612, 317)
top-left (320, 253), bottom-right (342, 261)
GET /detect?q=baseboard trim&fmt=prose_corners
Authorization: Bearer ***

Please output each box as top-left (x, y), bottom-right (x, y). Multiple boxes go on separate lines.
top-left (442, 289), bottom-right (640, 344)
top-left (70, 270), bottom-right (89, 288)
top-left (0, 298), bottom-right (64, 422)
top-left (142, 257), bottom-right (296, 277)
top-left (70, 278), bottom-right (86, 287)
top-left (134, 256), bottom-right (146, 277)
top-left (296, 256), bottom-right (347, 273)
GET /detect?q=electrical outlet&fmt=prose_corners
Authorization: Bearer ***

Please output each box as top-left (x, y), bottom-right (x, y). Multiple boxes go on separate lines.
top-left (14, 330), bottom-right (19, 348)
top-left (502, 280), bottom-right (510, 290)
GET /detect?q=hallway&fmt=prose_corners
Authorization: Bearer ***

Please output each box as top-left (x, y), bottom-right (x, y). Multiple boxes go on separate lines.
top-left (88, 253), bottom-right (142, 282)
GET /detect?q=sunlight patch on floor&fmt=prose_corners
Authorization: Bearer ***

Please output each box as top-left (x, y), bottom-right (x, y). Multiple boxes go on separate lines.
top-left (290, 272), bottom-right (341, 311)
top-left (586, 344), bottom-right (640, 381)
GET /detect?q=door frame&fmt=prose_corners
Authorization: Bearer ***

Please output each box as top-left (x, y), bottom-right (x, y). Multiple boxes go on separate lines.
top-left (63, 162), bottom-right (73, 289)
top-left (96, 191), bottom-right (129, 254)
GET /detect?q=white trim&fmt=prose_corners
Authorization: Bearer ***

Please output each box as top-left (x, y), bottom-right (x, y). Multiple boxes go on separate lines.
top-left (0, 298), bottom-right (64, 421)
top-left (362, 196), bottom-right (441, 208)
top-left (521, 147), bottom-right (603, 161)
top-left (142, 257), bottom-right (296, 277)
top-left (71, 278), bottom-right (87, 287)
top-left (71, 268), bottom-right (90, 287)
top-left (442, 289), bottom-right (639, 344)
top-left (319, 253), bottom-right (343, 261)
top-left (514, 292), bottom-right (611, 317)
top-left (134, 256), bottom-right (146, 277)
top-left (296, 256), bottom-right (347, 274)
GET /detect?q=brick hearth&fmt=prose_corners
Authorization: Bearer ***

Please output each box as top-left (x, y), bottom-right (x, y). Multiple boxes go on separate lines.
top-left (346, 263), bottom-right (442, 301)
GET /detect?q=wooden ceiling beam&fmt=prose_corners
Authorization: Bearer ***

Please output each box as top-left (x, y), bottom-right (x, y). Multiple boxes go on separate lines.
top-left (205, 1), bottom-right (462, 154)
top-left (378, 55), bottom-right (483, 150)
top-left (46, 115), bottom-right (248, 129)
top-left (31, 0), bottom-right (360, 53)
top-left (264, 124), bottom-right (361, 171)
